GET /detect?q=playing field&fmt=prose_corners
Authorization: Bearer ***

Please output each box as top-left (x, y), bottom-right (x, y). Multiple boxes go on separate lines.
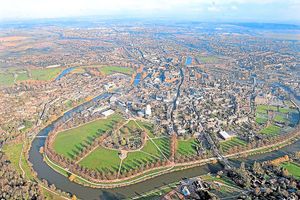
top-left (220, 137), bottom-right (247, 153)
top-left (53, 113), bottom-right (124, 159)
top-left (177, 138), bottom-right (198, 156)
top-left (99, 66), bottom-right (133, 75)
top-left (281, 162), bottom-right (300, 179)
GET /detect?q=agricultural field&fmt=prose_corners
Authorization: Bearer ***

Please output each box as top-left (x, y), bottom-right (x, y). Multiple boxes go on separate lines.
top-left (53, 113), bottom-right (124, 159)
top-left (280, 162), bottom-right (300, 179)
top-left (259, 124), bottom-right (281, 136)
top-left (220, 137), bottom-right (247, 153)
top-left (176, 138), bottom-right (198, 156)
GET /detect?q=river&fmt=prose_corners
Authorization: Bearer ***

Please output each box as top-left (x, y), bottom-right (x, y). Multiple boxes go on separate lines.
top-left (28, 89), bottom-right (300, 199)
top-left (55, 67), bottom-right (75, 81)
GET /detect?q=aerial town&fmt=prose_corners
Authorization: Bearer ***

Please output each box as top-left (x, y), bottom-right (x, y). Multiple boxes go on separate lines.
top-left (0, 21), bottom-right (300, 200)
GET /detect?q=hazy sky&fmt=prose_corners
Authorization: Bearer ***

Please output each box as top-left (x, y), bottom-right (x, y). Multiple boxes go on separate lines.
top-left (0, 0), bottom-right (299, 23)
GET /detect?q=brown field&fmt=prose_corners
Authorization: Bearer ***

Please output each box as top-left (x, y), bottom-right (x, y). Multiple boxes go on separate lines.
top-left (0, 36), bottom-right (28, 42)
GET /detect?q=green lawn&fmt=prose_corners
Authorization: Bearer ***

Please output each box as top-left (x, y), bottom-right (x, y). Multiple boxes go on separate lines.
top-left (79, 146), bottom-right (121, 173)
top-left (177, 138), bottom-right (198, 156)
top-left (199, 56), bottom-right (219, 63)
top-left (31, 68), bottom-right (62, 81)
top-left (0, 73), bottom-right (15, 87)
top-left (99, 66), bottom-right (133, 75)
top-left (16, 72), bottom-right (30, 81)
top-left (256, 105), bottom-right (278, 114)
top-left (220, 137), bottom-right (247, 152)
top-left (53, 114), bottom-right (124, 159)
top-left (281, 162), bottom-right (300, 179)
top-left (274, 114), bottom-right (288, 124)
top-left (121, 151), bottom-right (157, 172)
top-left (255, 111), bottom-right (268, 124)
top-left (136, 121), bottom-right (155, 138)
top-left (3, 142), bottom-right (34, 180)
top-left (3, 143), bottom-right (23, 174)
top-left (259, 124), bottom-right (281, 136)
top-left (151, 138), bottom-right (170, 158)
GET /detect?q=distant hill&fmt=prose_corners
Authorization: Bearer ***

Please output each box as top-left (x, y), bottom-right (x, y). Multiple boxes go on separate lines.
top-left (231, 22), bottom-right (300, 30)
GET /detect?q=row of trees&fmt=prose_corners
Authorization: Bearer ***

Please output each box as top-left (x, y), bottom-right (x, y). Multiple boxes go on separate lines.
top-left (45, 128), bottom-right (171, 181)
top-left (223, 126), bottom-right (300, 156)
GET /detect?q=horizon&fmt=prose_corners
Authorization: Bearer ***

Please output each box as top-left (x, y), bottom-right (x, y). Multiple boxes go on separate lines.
top-left (0, 0), bottom-right (299, 24)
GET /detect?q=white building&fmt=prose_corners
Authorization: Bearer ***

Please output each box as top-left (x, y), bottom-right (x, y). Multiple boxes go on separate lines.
top-left (101, 109), bottom-right (115, 117)
top-left (219, 130), bottom-right (234, 140)
top-left (145, 104), bottom-right (151, 116)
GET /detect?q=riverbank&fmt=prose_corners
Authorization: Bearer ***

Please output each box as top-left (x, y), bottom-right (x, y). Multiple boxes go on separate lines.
top-left (42, 126), bottom-right (300, 189)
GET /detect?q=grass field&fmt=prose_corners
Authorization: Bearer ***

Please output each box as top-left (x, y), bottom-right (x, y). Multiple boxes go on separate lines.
top-left (121, 138), bottom-right (165, 171)
top-left (259, 124), bottom-right (281, 136)
top-left (41, 188), bottom-right (65, 200)
top-left (53, 113), bottom-right (124, 159)
top-left (177, 138), bottom-right (198, 156)
top-left (3, 142), bottom-right (34, 180)
top-left (16, 72), bottom-right (30, 81)
top-left (0, 73), bottom-right (15, 86)
top-left (31, 68), bottom-right (62, 81)
top-left (274, 114), bottom-right (288, 124)
top-left (3, 143), bottom-right (23, 174)
top-left (256, 105), bottom-right (278, 114)
top-left (136, 121), bottom-right (156, 138)
top-left (199, 56), bottom-right (219, 63)
top-left (0, 67), bottom-right (64, 87)
top-left (281, 162), bottom-right (300, 179)
top-left (220, 137), bottom-right (247, 152)
top-left (79, 146), bottom-right (121, 173)
top-left (99, 66), bottom-right (133, 75)
top-left (151, 137), bottom-right (170, 158)
top-left (79, 120), bottom-right (165, 173)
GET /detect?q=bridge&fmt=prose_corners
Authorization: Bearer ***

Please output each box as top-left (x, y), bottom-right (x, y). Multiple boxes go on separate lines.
top-left (203, 132), bottom-right (232, 170)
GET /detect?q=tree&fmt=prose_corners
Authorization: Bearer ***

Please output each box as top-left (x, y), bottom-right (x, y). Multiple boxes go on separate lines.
top-left (253, 161), bottom-right (264, 175)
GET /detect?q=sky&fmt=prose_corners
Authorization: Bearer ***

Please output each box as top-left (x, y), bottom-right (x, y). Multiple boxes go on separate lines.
top-left (0, 0), bottom-right (299, 23)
